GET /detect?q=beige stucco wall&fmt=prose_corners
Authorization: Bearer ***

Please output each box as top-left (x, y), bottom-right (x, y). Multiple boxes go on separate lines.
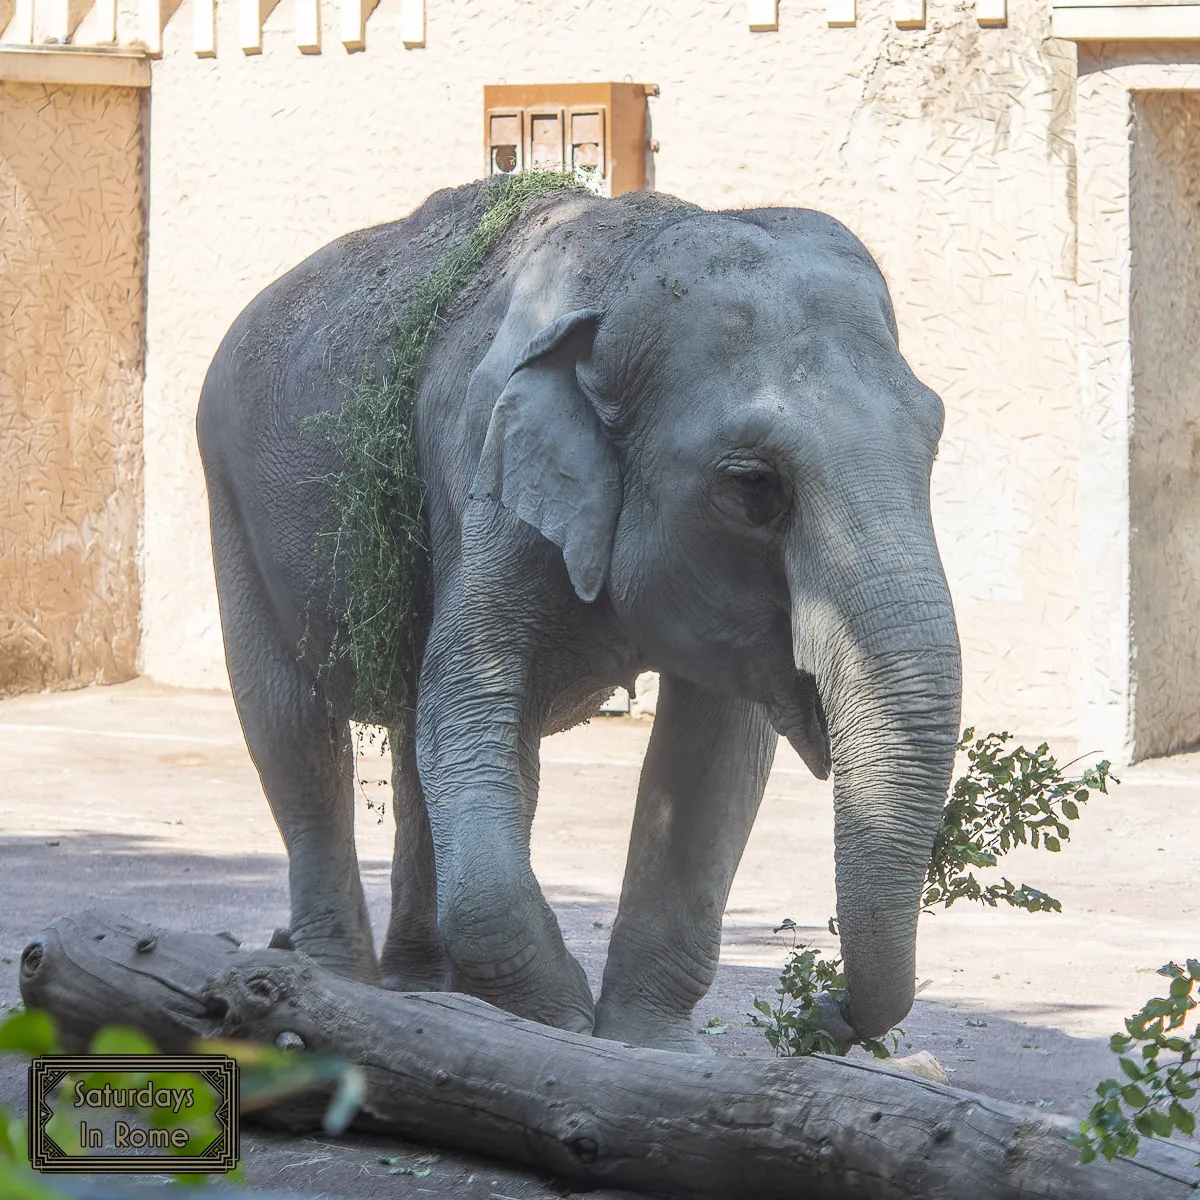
top-left (142, 0), bottom-right (1085, 744)
top-left (1128, 89), bottom-right (1200, 760)
top-left (0, 81), bottom-right (145, 697)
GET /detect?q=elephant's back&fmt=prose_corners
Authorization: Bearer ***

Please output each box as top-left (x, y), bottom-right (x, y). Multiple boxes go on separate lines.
top-left (198, 180), bottom-right (698, 497)
top-left (196, 182), bottom-right (507, 678)
top-left (199, 181), bottom-right (495, 465)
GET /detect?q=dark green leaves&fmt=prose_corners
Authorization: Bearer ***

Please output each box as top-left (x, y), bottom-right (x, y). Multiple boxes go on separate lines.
top-left (749, 923), bottom-right (901, 1060)
top-left (756, 728), bottom-right (1115, 1064)
top-left (0, 1009), bottom-right (66, 1198)
top-left (1072, 959), bottom-right (1200, 1165)
top-left (0, 1009), bottom-right (59, 1057)
top-left (923, 728), bottom-right (1115, 916)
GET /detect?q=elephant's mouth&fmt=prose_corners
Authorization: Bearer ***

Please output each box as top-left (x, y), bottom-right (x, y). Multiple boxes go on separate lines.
top-left (766, 672), bottom-right (831, 780)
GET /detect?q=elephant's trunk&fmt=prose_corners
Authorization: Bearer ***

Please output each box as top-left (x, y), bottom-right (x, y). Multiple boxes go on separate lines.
top-left (790, 541), bottom-right (962, 1040)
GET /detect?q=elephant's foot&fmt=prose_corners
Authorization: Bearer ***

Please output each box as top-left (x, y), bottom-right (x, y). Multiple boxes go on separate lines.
top-left (450, 955), bottom-right (594, 1034)
top-left (379, 942), bottom-right (450, 993)
top-left (380, 971), bottom-right (446, 993)
top-left (439, 882), bottom-right (595, 1034)
top-left (287, 921), bottom-right (380, 986)
top-left (380, 907), bottom-right (448, 992)
top-left (592, 1003), bottom-right (714, 1055)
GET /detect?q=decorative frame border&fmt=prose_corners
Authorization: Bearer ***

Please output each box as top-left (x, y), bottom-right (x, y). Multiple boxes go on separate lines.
top-left (28, 1054), bottom-right (238, 1173)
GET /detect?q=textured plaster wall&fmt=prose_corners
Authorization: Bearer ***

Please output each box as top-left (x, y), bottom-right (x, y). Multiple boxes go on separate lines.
top-left (1129, 90), bottom-right (1200, 759)
top-left (144, 0), bottom-right (1083, 744)
top-left (0, 82), bottom-right (145, 697)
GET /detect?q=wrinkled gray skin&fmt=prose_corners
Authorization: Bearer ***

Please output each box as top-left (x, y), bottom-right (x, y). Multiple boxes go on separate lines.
top-left (197, 182), bottom-right (961, 1053)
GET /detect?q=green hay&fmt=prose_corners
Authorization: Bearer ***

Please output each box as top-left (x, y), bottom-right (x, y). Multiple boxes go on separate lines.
top-left (309, 171), bottom-right (588, 727)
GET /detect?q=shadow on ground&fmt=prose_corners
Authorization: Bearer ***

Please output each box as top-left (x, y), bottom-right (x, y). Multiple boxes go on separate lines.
top-left (0, 834), bottom-right (1141, 1199)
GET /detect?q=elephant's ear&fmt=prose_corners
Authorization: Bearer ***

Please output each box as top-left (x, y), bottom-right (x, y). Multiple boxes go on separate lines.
top-left (472, 309), bottom-right (619, 603)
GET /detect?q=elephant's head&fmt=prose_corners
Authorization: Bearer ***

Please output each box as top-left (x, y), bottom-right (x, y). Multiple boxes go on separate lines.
top-left (485, 208), bottom-right (961, 1041)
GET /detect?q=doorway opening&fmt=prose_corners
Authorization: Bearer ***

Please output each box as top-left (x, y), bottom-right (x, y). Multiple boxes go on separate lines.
top-left (1129, 90), bottom-right (1200, 758)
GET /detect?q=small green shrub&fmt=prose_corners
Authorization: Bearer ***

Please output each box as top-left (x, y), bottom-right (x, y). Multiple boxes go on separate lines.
top-left (750, 919), bottom-right (901, 1059)
top-left (752, 728), bottom-right (1117, 1058)
top-left (1072, 961), bottom-right (1200, 1164)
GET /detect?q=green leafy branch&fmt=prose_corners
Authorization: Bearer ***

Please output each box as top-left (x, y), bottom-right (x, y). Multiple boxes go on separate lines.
top-left (1072, 961), bottom-right (1200, 1164)
top-left (924, 728), bottom-right (1115, 914)
top-left (750, 918), bottom-right (902, 1060)
top-left (752, 728), bottom-right (1117, 1059)
top-left (308, 170), bottom-right (588, 727)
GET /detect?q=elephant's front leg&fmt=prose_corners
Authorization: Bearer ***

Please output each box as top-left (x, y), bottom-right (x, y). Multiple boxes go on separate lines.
top-left (595, 674), bottom-right (777, 1053)
top-left (414, 575), bottom-right (594, 1034)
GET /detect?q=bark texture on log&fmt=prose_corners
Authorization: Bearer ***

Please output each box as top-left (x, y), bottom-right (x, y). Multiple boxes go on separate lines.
top-left (20, 910), bottom-right (1200, 1200)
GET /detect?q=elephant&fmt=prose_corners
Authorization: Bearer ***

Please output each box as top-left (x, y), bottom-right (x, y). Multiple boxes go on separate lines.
top-left (196, 179), bottom-right (961, 1054)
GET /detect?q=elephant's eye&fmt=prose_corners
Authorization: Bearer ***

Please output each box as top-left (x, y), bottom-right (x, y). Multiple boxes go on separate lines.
top-left (727, 465), bottom-right (787, 527)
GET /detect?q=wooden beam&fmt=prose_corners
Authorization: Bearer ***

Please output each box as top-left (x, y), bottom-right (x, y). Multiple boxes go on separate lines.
top-left (36, 0), bottom-right (97, 43)
top-left (893, 0), bottom-right (926, 26)
top-left (747, 0), bottom-right (778, 30)
top-left (240, 0), bottom-right (281, 54)
top-left (398, 0), bottom-right (421, 46)
top-left (137, 0), bottom-right (161, 54)
top-left (192, 0), bottom-right (213, 55)
top-left (339, 0), bottom-right (376, 52)
top-left (1051, 3), bottom-right (1200, 37)
top-left (1, 0), bottom-right (35, 44)
top-left (0, 43), bottom-right (149, 83)
top-left (73, 0), bottom-right (117, 45)
top-left (827, 0), bottom-right (856, 26)
top-left (295, 0), bottom-right (319, 53)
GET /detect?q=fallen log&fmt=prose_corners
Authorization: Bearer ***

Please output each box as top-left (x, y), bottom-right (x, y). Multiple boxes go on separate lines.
top-left (19, 909), bottom-right (1200, 1199)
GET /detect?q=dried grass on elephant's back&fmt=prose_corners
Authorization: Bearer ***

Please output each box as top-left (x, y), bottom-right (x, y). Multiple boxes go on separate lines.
top-left (308, 172), bottom-right (588, 727)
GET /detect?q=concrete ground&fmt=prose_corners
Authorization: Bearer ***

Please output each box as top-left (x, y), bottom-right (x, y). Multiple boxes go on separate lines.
top-left (1, 679), bottom-right (1197, 1197)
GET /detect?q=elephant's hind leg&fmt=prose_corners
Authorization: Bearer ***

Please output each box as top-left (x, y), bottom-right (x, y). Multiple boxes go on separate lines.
top-left (208, 480), bottom-right (379, 984)
top-left (380, 722), bottom-right (448, 991)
